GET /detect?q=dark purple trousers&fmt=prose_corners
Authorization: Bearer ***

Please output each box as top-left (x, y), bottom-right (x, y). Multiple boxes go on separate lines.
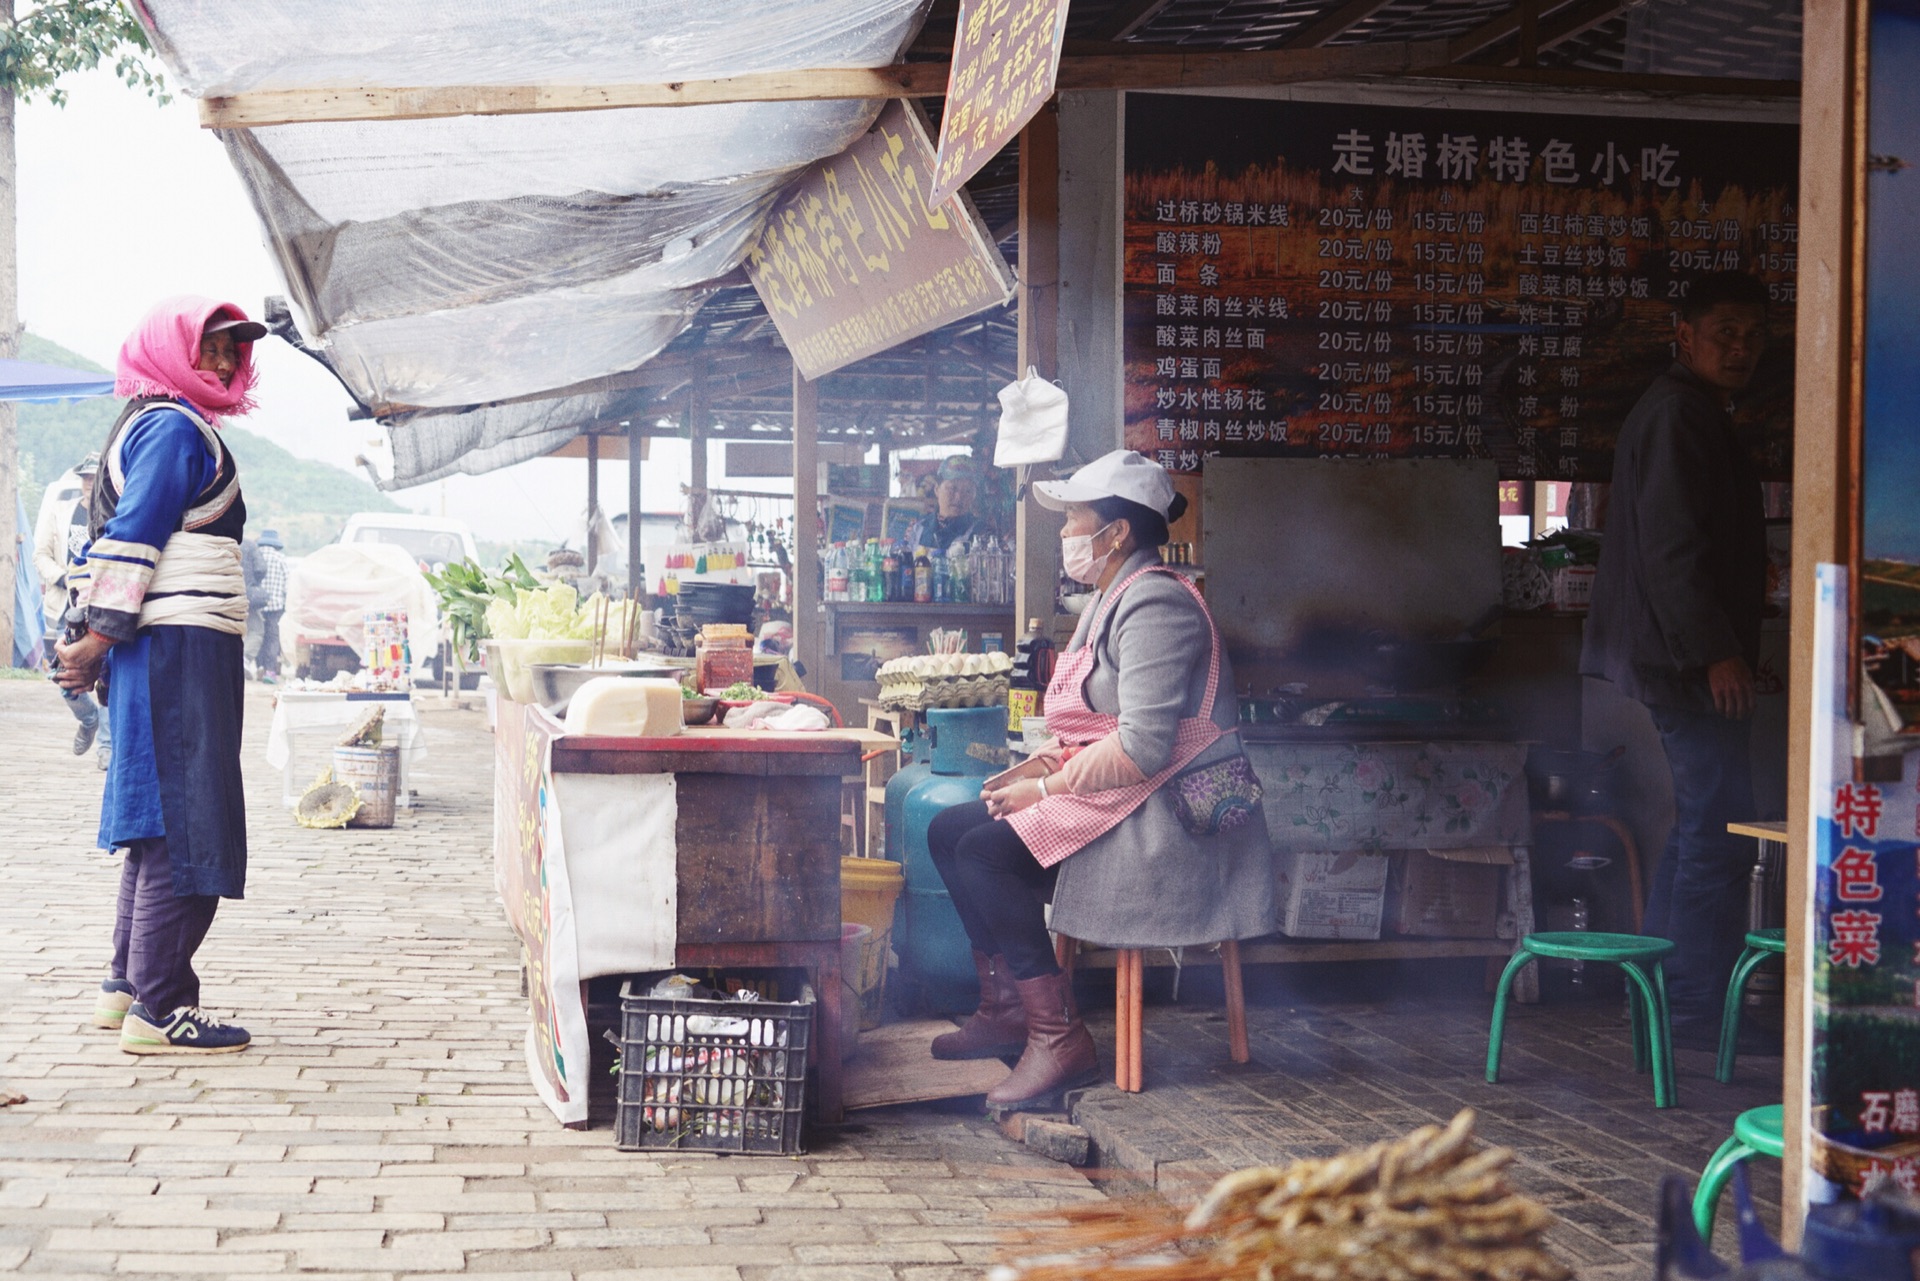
top-left (110, 838), bottom-right (219, 1018)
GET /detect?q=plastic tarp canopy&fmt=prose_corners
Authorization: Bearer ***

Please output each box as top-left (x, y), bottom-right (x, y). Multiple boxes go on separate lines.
top-left (282, 542), bottom-right (439, 675)
top-left (135, 1), bottom-right (931, 485)
top-left (0, 359), bottom-right (114, 402)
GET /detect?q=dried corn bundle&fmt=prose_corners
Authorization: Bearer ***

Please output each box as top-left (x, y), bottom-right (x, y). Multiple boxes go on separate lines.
top-left (1000, 1110), bottom-right (1569, 1281)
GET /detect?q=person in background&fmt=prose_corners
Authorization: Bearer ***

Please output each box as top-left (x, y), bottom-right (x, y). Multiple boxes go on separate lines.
top-left (253, 529), bottom-right (288, 682)
top-left (908, 455), bottom-right (987, 552)
top-left (56, 295), bottom-right (263, 1056)
top-left (34, 454), bottom-right (110, 764)
top-left (1580, 270), bottom-right (1774, 1054)
top-left (240, 532), bottom-right (266, 672)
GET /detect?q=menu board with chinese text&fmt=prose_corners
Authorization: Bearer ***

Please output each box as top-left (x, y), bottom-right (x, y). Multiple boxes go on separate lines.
top-left (1123, 95), bottom-right (1799, 480)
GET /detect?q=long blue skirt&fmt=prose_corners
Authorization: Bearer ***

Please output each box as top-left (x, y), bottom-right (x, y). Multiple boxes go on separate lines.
top-left (100, 627), bottom-right (247, 898)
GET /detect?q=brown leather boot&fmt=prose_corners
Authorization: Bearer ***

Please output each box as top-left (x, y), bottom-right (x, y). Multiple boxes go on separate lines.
top-left (985, 970), bottom-right (1099, 1112)
top-left (932, 953), bottom-right (1026, 1060)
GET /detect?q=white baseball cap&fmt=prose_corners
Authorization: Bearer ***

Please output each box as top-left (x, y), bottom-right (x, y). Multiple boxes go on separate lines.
top-left (1031, 450), bottom-right (1176, 516)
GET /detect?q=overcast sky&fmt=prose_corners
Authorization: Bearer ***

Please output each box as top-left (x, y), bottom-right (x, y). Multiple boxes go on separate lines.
top-left (18, 67), bottom-right (724, 545)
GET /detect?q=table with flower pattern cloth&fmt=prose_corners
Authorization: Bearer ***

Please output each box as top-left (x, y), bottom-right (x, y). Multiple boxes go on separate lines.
top-left (1242, 740), bottom-right (1538, 1001)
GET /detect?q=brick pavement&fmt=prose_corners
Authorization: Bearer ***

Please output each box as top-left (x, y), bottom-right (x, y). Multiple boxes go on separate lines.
top-left (0, 673), bottom-right (1792, 1279)
top-left (1060, 951), bottom-right (1784, 1279)
top-left (0, 679), bottom-right (1103, 1279)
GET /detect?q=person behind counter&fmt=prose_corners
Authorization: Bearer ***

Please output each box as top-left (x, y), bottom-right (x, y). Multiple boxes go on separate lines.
top-left (1580, 270), bottom-right (1773, 1055)
top-left (924, 450), bottom-right (1275, 1112)
top-left (907, 454), bottom-right (987, 552)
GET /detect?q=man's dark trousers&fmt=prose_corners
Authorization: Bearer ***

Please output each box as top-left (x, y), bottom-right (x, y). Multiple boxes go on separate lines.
top-left (1644, 702), bottom-right (1755, 1025)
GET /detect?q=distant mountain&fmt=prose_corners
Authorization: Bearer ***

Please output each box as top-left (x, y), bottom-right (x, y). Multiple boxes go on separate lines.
top-left (16, 333), bottom-right (399, 553)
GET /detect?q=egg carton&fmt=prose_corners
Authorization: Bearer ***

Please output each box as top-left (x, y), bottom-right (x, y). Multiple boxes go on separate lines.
top-left (877, 674), bottom-right (1011, 711)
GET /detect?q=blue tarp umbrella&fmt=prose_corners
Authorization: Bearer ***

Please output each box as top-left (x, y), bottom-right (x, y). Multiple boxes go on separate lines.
top-left (0, 358), bottom-right (114, 402)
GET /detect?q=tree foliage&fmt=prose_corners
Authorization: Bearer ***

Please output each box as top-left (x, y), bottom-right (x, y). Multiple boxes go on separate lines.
top-left (1, 1), bottom-right (165, 104)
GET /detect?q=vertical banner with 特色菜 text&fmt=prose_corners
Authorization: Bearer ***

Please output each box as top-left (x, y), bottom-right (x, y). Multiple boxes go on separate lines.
top-left (928, 0), bottom-right (1071, 207)
top-left (1122, 95), bottom-right (1798, 480)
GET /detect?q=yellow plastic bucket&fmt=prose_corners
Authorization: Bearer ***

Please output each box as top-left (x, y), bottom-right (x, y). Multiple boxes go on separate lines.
top-left (841, 857), bottom-right (904, 1030)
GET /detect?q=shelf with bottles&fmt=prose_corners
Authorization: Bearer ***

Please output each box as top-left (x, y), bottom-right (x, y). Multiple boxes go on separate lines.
top-left (819, 532), bottom-right (1019, 608)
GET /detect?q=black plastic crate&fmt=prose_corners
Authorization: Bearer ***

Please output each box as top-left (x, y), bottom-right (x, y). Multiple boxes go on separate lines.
top-left (615, 981), bottom-right (812, 1154)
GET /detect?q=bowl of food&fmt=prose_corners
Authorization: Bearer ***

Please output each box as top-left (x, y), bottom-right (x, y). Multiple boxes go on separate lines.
top-left (681, 691), bottom-right (718, 725)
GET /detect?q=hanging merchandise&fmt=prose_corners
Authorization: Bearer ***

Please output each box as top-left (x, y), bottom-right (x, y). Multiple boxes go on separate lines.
top-left (993, 365), bottom-right (1070, 468)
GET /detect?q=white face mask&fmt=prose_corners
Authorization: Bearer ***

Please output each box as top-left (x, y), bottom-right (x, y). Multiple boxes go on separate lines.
top-left (1060, 522), bottom-right (1118, 585)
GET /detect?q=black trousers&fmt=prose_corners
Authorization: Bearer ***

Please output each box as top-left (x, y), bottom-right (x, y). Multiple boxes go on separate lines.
top-left (110, 838), bottom-right (220, 1018)
top-left (926, 801), bottom-right (1060, 981)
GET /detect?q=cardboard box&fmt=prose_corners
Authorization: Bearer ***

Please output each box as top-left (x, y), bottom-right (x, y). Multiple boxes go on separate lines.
top-left (1386, 847), bottom-right (1513, 938)
top-left (1275, 849), bottom-right (1390, 940)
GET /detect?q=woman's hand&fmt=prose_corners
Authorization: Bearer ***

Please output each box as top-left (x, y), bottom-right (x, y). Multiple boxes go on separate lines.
top-left (53, 632), bottom-right (111, 692)
top-left (982, 775), bottom-right (1052, 819)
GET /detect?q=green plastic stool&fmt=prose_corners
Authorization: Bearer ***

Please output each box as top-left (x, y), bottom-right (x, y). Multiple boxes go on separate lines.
top-left (1716, 928), bottom-right (1787, 1084)
top-left (1487, 932), bottom-right (1679, 1108)
top-left (1693, 1104), bottom-right (1784, 1237)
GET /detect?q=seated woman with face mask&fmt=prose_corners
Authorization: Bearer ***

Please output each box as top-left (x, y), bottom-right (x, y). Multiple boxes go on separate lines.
top-left (922, 450), bottom-right (1275, 1112)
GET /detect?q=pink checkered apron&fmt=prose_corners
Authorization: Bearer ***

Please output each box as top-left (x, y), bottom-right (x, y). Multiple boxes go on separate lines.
top-left (1007, 566), bottom-right (1226, 868)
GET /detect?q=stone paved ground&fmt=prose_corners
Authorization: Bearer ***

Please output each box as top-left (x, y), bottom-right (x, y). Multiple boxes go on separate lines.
top-left (1061, 938), bottom-right (1784, 1278)
top-left (0, 679), bottom-right (1102, 1279)
top-left (0, 674), bottom-right (1785, 1280)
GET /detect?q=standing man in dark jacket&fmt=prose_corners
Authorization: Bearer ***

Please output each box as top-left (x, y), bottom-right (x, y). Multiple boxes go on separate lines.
top-left (1580, 271), bottom-right (1772, 1052)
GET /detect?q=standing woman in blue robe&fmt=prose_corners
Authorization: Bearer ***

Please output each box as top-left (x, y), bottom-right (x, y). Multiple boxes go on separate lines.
top-left (56, 296), bottom-right (264, 1055)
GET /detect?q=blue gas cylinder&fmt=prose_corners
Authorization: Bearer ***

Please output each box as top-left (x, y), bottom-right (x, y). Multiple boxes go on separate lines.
top-left (900, 706), bottom-right (1010, 1013)
top-left (883, 726), bottom-right (932, 866)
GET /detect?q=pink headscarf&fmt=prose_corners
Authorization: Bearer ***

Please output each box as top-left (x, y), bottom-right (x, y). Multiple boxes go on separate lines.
top-left (115, 294), bottom-right (259, 424)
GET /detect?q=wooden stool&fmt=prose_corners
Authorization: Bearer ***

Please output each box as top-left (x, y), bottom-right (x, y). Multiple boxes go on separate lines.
top-left (1488, 931), bottom-right (1678, 1108)
top-left (1055, 937), bottom-right (1250, 1093)
top-left (1716, 928), bottom-right (1787, 1084)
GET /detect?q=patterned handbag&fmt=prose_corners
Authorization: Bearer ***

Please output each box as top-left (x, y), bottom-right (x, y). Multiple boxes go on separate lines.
top-left (1169, 752), bottom-right (1264, 837)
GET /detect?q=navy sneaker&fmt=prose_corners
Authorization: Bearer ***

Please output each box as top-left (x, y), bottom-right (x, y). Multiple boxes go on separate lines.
top-left (93, 978), bottom-right (136, 1029)
top-left (120, 1004), bottom-right (251, 1055)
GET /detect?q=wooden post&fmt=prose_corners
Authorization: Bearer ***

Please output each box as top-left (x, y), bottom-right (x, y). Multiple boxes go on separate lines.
top-left (1015, 101), bottom-right (1063, 637)
top-left (627, 420), bottom-right (643, 600)
top-left (792, 362), bottom-right (820, 684)
top-left (585, 434), bottom-right (600, 576)
top-left (690, 369), bottom-right (710, 498)
top-left (1784, 0), bottom-right (1867, 1240)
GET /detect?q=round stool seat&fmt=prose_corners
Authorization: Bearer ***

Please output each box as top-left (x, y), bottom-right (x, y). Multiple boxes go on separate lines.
top-left (1521, 931), bottom-right (1677, 963)
top-left (1735, 1104), bottom-right (1785, 1158)
top-left (1745, 927), bottom-right (1786, 954)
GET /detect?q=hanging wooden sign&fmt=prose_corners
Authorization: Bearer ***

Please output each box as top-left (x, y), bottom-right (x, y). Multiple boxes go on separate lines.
top-left (927, 0), bottom-right (1071, 207)
top-left (745, 101), bottom-right (1014, 380)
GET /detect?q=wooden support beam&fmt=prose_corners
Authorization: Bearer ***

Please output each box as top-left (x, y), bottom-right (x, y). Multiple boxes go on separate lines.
top-left (1014, 101), bottom-right (1062, 640)
top-left (791, 361), bottom-right (821, 687)
top-left (1444, 0), bottom-right (1581, 62)
top-left (203, 41), bottom-right (1466, 129)
top-left (1531, 0), bottom-right (1636, 55)
top-left (199, 63), bottom-right (953, 128)
top-left (689, 367), bottom-right (709, 497)
top-left (1783, 0), bottom-right (1868, 1244)
top-left (1280, 0), bottom-right (1400, 49)
top-left (585, 433), bottom-right (600, 575)
top-left (626, 418), bottom-right (643, 598)
top-left (1093, 0), bottom-right (1178, 42)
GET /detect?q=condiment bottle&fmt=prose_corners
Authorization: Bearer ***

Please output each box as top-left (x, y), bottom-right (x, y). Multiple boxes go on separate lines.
top-left (913, 546), bottom-right (933, 603)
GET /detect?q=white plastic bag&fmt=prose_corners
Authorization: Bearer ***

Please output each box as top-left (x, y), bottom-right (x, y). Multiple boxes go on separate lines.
top-left (994, 366), bottom-right (1069, 467)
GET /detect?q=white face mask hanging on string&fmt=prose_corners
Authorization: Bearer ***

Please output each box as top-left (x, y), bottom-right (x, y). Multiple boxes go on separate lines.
top-left (994, 366), bottom-right (1069, 468)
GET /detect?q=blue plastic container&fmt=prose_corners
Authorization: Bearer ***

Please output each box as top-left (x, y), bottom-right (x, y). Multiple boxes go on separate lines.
top-left (900, 707), bottom-right (1009, 1013)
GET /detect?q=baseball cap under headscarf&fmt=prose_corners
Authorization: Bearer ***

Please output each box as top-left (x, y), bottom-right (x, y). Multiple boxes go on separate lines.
top-left (115, 295), bottom-right (263, 425)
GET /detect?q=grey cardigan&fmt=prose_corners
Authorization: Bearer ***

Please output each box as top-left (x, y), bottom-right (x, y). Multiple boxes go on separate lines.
top-left (1048, 549), bottom-right (1278, 948)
